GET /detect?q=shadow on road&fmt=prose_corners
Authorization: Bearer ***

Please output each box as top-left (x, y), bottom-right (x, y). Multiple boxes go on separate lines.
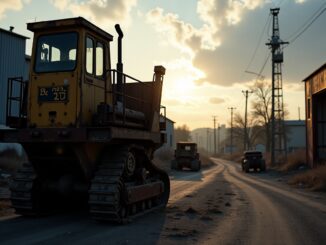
top-left (0, 208), bottom-right (169, 245)
top-left (169, 169), bottom-right (204, 182)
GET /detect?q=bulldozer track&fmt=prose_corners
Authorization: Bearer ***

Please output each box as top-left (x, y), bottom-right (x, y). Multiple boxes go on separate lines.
top-left (10, 162), bottom-right (38, 216)
top-left (89, 146), bottom-right (169, 223)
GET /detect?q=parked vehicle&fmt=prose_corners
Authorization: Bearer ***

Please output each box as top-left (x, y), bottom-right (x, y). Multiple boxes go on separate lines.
top-left (171, 142), bottom-right (201, 171)
top-left (242, 151), bottom-right (266, 172)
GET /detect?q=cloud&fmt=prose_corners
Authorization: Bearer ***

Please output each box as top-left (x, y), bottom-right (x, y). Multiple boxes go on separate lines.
top-left (146, 8), bottom-right (205, 55)
top-left (146, 0), bottom-right (266, 85)
top-left (0, 0), bottom-right (30, 19)
top-left (147, 0), bottom-right (322, 87)
top-left (50, 0), bottom-right (137, 28)
top-left (209, 97), bottom-right (225, 104)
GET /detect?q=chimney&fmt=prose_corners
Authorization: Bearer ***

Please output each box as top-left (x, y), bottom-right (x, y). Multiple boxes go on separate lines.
top-left (9, 26), bottom-right (14, 32)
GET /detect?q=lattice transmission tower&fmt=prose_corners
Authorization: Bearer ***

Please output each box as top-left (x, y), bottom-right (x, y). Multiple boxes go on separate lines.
top-left (266, 8), bottom-right (288, 166)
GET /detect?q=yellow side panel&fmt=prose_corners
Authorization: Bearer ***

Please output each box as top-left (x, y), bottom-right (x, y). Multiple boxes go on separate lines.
top-left (81, 76), bottom-right (111, 125)
top-left (29, 72), bottom-right (78, 127)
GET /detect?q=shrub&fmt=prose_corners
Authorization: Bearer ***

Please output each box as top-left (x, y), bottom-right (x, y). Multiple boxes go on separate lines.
top-left (289, 165), bottom-right (326, 191)
top-left (278, 149), bottom-right (306, 172)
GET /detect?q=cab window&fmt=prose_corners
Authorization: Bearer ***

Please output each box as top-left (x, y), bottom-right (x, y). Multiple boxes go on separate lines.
top-left (35, 32), bottom-right (78, 73)
top-left (86, 37), bottom-right (94, 74)
top-left (85, 35), bottom-right (105, 79)
top-left (96, 42), bottom-right (104, 77)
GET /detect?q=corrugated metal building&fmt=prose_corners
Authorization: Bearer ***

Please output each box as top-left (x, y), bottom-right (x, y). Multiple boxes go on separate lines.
top-left (284, 120), bottom-right (306, 152)
top-left (155, 116), bottom-right (175, 157)
top-left (0, 27), bottom-right (29, 125)
top-left (303, 63), bottom-right (326, 168)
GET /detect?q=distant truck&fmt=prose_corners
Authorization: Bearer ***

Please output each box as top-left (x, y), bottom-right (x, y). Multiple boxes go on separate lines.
top-left (171, 142), bottom-right (201, 171)
top-left (241, 151), bottom-right (266, 173)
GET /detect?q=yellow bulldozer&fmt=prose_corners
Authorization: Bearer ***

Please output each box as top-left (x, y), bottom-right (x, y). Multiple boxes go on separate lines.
top-left (0, 17), bottom-right (170, 223)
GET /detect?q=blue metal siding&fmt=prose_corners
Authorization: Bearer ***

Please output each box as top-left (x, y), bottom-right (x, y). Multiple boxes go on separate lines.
top-left (0, 31), bottom-right (28, 125)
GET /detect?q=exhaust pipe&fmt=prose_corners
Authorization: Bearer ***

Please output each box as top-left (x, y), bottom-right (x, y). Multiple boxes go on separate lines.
top-left (115, 24), bottom-right (123, 103)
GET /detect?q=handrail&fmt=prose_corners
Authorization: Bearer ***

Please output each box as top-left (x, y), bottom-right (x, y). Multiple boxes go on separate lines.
top-left (6, 77), bottom-right (27, 128)
top-left (106, 69), bottom-right (151, 86)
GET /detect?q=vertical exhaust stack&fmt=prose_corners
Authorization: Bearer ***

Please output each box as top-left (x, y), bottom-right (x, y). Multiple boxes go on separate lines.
top-left (115, 24), bottom-right (123, 103)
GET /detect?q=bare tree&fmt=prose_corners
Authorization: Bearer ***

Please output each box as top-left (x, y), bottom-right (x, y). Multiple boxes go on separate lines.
top-left (233, 112), bottom-right (264, 151)
top-left (250, 80), bottom-right (290, 152)
top-left (174, 124), bottom-right (192, 143)
top-left (251, 81), bottom-right (272, 151)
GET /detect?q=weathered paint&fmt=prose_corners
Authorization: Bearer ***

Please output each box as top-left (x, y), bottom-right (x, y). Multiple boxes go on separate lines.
top-left (28, 18), bottom-right (113, 127)
top-left (303, 63), bottom-right (326, 167)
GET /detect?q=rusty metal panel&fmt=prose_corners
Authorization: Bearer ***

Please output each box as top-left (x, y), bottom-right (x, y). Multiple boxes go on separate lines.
top-left (305, 81), bottom-right (313, 168)
top-left (109, 127), bottom-right (161, 143)
top-left (311, 68), bottom-right (326, 95)
top-left (126, 181), bottom-right (163, 204)
top-left (1, 128), bottom-right (87, 142)
top-left (305, 65), bottom-right (326, 167)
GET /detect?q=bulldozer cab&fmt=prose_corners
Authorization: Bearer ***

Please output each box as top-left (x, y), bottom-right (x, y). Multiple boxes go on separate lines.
top-left (21, 17), bottom-right (165, 131)
top-left (26, 17), bottom-right (113, 128)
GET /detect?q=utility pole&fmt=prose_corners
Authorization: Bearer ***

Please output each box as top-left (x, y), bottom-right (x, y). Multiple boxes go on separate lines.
top-left (242, 90), bottom-right (253, 151)
top-left (217, 124), bottom-right (220, 154)
top-left (212, 116), bottom-right (217, 155)
top-left (266, 8), bottom-right (288, 166)
top-left (298, 106), bottom-right (301, 121)
top-left (228, 107), bottom-right (236, 154)
top-left (206, 128), bottom-right (209, 153)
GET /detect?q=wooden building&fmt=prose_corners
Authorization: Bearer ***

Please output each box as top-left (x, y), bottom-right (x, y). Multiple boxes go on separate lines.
top-left (303, 63), bottom-right (326, 167)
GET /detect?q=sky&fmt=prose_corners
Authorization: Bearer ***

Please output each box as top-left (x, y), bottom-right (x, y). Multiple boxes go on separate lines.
top-left (0, 0), bottom-right (325, 130)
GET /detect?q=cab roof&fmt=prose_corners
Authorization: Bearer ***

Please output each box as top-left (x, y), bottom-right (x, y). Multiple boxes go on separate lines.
top-left (27, 17), bottom-right (113, 41)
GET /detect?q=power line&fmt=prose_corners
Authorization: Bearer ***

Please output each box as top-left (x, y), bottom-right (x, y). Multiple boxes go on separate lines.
top-left (289, 7), bottom-right (325, 44)
top-left (286, 2), bottom-right (326, 44)
top-left (257, 52), bottom-right (271, 81)
top-left (245, 14), bottom-right (272, 72)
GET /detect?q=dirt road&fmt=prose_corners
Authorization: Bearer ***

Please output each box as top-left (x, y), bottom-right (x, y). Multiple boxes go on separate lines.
top-left (1, 158), bottom-right (326, 244)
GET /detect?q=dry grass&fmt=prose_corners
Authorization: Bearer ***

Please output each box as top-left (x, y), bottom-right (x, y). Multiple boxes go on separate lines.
top-left (289, 165), bottom-right (326, 191)
top-left (277, 149), bottom-right (306, 172)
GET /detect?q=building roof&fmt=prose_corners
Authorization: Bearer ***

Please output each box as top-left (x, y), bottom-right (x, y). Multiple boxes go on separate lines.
top-left (0, 27), bottom-right (29, 40)
top-left (160, 115), bottom-right (175, 123)
top-left (302, 63), bottom-right (326, 82)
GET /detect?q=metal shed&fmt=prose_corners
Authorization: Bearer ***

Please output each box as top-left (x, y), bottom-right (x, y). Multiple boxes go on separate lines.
top-left (303, 63), bottom-right (326, 167)
top-left (0, 27), bottom-right (29, 125)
